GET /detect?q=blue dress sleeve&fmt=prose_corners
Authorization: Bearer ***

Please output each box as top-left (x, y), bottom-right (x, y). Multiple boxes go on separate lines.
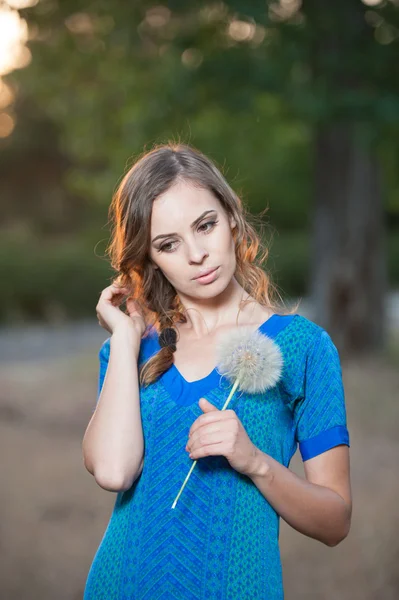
top-left (97, 337), bottom-right (111, 401)
top-left (293, 328), bottom-right (350, 461)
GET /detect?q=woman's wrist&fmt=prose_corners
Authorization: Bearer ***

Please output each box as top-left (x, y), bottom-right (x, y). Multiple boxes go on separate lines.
top-left (111, 325), bottom-right (142, 355)
top-left (246, 447), bottom-right (273, 481)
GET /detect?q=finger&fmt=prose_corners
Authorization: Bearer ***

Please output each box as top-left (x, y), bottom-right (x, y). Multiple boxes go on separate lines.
top-left (198, 397), bottom-right (219, 412)
top-left (187, 425), bottom-right (224, 451)
top-left (188, 441), bottom-right (226, 459)
top-left (105, 283), bottom-right (129, 296)
top-left (189, 412), bottom-right (234, 438)
top-left (188, 421), bottom-right (223, 442)
top-left (111, 286), bottom-right (130, 299)
top-left (99, 286), bottom-right (119, 303)
top-left (102, 286), bottom-right (129, 306)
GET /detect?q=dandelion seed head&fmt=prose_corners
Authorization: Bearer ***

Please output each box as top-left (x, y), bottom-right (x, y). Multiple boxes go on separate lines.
top-left (215, 325), bottom-right (284, 393)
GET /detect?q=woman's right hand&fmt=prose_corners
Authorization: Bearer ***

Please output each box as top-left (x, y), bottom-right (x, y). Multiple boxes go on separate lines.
top-left (96, 283), bottom-right (146, 338)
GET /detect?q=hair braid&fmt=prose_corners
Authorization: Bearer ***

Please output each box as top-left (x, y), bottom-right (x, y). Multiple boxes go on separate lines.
top-left (138, 290), bottom-right (181, 387)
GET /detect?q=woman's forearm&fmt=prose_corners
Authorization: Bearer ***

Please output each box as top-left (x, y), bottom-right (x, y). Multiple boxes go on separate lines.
top-left (245, 448), bottom-right (351, 547)
top-left (82, 327), bottom-right (144, 492)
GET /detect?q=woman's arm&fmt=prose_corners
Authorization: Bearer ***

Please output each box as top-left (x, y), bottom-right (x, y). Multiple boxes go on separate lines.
top-left (82, 326), bottom-right (144, 492)
top-left (245, 444), bottom-right (352, 546)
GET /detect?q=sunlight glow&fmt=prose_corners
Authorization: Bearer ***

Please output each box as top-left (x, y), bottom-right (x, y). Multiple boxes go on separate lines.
top-left (145, 6), bottom-right (171, 28)
top-left (0, 5), bottom-right (29, 76)
top-left (200, 4), bottom-right (229, 23)
top-left (361, 0), bottom-right (384, 6)
top-left (0, 2), bottom-right (34, 137)
top-left (228, 20), bottom-right (256, 42)
top-left (0, 112), bottom-right (15, 137)
top-left (269, 0), bottom-right (302, 22)
top-left (6, 0), bottom-right (38, 8)
top-left (0, 79), bottom-right (15, 109)
top-left (181, 48), bottom-right (203, 68)
top-left (64, 12), bottom-right (95, 35)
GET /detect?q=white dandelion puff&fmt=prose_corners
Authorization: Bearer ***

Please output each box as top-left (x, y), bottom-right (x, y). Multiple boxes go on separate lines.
top-left (215, 325), bottom-right (284, 394)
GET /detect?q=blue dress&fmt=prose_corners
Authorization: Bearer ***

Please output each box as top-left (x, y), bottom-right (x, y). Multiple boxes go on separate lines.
top-left (84, 313), bottom-right (350, 599)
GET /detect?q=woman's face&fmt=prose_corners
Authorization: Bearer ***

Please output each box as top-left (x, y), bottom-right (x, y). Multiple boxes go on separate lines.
top-left (149, 180), bottom-right (237, 299)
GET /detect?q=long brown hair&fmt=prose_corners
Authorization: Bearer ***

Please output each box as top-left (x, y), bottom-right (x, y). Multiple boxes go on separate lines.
top-left (106, 142), bottom-right (299, 387)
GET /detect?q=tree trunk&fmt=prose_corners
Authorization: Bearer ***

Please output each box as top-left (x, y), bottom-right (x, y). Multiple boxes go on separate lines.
top-left (309, 123), bottom-right (387, 357)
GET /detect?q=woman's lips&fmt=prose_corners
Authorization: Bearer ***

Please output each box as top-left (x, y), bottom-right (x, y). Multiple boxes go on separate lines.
top-left (194, 266), bottom-right (220, 284)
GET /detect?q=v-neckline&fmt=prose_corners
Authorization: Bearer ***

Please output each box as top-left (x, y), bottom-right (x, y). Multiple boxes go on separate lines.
top-left (170, 313), bottom-right (279, 385)
top-left (155, 313), bottom-right (297, 406)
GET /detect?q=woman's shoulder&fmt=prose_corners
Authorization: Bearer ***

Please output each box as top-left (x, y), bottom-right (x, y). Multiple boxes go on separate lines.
top-left (286, 312), bottom-right (324, 336)
top-left (280, 313), bottom-right (340, 361)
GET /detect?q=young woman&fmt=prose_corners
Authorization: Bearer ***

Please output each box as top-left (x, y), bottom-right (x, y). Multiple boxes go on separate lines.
top-left (83, 143), bottom-right (352, 599)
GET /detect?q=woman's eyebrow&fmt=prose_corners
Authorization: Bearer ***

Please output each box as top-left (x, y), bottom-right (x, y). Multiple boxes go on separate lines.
top-left (151, 209), bottom-right (217, 243)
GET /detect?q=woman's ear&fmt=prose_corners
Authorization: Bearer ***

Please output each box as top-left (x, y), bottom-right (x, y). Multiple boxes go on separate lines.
top-left (229, 216), bottom-right (237, 230)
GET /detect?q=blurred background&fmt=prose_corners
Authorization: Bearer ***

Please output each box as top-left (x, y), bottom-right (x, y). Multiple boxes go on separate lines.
top-left (0, 0), bottom-right (398, 598)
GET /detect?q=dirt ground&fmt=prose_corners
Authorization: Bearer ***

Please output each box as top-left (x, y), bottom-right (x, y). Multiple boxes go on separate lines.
top-left (1, 336), bottom-right (398, 600)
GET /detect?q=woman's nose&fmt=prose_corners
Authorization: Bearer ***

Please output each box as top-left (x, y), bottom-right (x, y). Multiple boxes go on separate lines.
top-left (187, 243), bottom-right (209, 264)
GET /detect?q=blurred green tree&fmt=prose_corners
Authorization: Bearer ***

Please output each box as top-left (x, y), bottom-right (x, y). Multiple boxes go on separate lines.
top-left (3, 0), bottom-right (399, 352)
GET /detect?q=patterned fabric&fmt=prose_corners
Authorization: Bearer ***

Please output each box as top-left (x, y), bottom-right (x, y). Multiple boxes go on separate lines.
top-left (84, 314), bottom-right (350, 599)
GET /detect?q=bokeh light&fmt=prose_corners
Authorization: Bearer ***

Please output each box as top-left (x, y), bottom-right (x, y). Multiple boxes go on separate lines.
top-left (145, 5), bottom-right (171, 28)
top-left (0, 111), bottom-right (15, 137)
top-left (6, 0), bottom-right (39, 8)
top-left (0, 79), bottom-right (14, 109)
top-left (361, 0), bottom-right (384, 6)
top-left (0, 5), bottom-right (29, 76)
top-left (181, 48), bottom-right (203, 69)
top-left (0, 0), bottom-right (36, 137)
top-left (228, 19), bottom-right (256, 42)
top-left (269, 0), bottom-right (302, 22)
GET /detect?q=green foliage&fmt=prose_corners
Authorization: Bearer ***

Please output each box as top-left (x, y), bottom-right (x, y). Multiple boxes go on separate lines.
top-left (1, 0), bottom-right (399, 323)
top-left (1, 230), bottom-right (398, 324)
top-left (267, 230), bottom-right (310, 297)
top-left (0, 235), bottom-right (113, 323)
top-left (7, 0), bottom-right (398, 210)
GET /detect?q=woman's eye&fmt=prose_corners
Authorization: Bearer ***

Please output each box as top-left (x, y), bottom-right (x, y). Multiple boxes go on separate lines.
top-left (198, 220), bottom-right (217, 232)
top-left (158, 220), bottom-right (218, 253)
top-left (159, 242), bottom-right (175, 253)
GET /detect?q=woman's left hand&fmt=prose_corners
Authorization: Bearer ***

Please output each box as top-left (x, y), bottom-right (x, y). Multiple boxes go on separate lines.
top-left (185, 397), bottom-right (259, 477)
